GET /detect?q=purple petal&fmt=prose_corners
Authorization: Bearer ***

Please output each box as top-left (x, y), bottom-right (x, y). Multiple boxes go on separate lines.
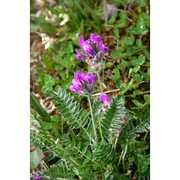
top-left (74, 72), bottom-right (86, 80)
top-left (87, 72), bottom-right (98, 83)
top-left (82, 41), bottom-right (93, 54)
top-left (75, 48), bottom-right (84, 59)
top-left (76, 54), bottom-right (84, 60)
top-left (75, 72), bottom-right (97, 84)
top-left (72, 78), bottom-right (81, 85)
top-left (82, 75), bottom-right (92, 83)
top-left (90, 33), bottom-right (102, 43)
top-left (79, 36), bottom-right (85, 49)
top-left (79, 36), bottom-right (94, 55)
top-left (74, 72), bottom-right (89, 83)
top-left (99, 94), bottom-right (111, 105)
top-left (98, 41), bottom-right (109, 53)
top-left (70, 84), bottom-right (82, 92)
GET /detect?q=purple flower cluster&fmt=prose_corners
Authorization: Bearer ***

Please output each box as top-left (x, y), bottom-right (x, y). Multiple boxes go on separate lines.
top-left (75, 33), bottom-right (109, 70)
top-left (31, 170), bottom-right (46, 180)
top-left (70, 72), bottom-right (98, 95)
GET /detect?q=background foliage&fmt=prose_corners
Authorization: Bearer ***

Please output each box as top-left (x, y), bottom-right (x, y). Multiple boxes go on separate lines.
top-left (30, 0), bottom-right (150, 179)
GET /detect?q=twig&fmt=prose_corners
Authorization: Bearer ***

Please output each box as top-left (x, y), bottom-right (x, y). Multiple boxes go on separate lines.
top-left (87, 95), bottom-right (98, 143)
top-left (91, 89), bottom-right (120, 96)
top-left (125, 90), bottom-right (150, 97)
top-left (91, 89), bottom-right (150, 97)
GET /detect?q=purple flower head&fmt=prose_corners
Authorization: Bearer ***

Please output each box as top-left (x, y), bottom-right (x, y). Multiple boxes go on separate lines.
top-left (99, 94), bottom-right (111, 106)
top-left (70, 72), bottom-right (97, 95)
top-left (75, 34), bottom-right (110, 70)
top-left (98, 41), bottom-right (109, 53)
top-left (79, 36), bottom-right (94, 55)
top-left (90, 33), bottom-right (102, 44)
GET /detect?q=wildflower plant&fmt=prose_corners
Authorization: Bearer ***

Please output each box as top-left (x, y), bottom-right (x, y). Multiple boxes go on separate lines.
top-left (30, 33), bottom-right (133, 179)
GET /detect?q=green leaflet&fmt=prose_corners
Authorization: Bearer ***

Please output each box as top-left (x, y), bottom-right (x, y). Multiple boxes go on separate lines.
top-left (101, 96), bottom-right (131, 143)
top-left (45, 161), bottom-right (75, 179)
top-left (50, 87), bottom-right (83, 126)
top-left (93, 142), bottom-right (115, 165)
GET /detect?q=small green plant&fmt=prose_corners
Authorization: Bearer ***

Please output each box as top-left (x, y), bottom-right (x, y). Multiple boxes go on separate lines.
top-left (31, 34), bottom-right (130, 179)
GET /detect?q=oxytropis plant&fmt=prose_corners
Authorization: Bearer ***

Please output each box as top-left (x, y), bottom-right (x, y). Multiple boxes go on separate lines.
top-left (31, 33), bottom-right (131, 180)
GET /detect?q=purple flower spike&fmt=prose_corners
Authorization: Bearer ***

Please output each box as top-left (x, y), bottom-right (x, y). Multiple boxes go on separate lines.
top-left (90, 33), bottom-right (102, 44)
top-left (75, 48), bottom-right (84, 60)
top-left (70, 72), bottom-right (97, 95)
top-left (75, 34), bottom-right (110, 70)
top-left (99, 94), bottom-right (111, 106)
top-left (98, 41), bottom-right (109, 53)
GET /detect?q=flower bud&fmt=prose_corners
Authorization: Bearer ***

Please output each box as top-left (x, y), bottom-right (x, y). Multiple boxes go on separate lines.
top-left (99, 94), bottom-right (111, 111)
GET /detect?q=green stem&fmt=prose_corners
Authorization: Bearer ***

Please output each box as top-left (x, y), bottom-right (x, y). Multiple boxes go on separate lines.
top-left (61, 117), bottom-right (63, 135)
top-left (100, 166), bottom-right (105, 180)
top-left (76, 113), bottom-right (95, 144)
top-left (96, 71), bottom-right (103, 93)
top-left (98, 116), bottom-right (104, 141)
top-left (87, 95), bottom-right (98, 143)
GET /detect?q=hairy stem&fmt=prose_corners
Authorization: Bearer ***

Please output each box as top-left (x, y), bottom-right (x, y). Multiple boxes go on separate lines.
top-left (87, 95), bottom-right (98, 143)
top-left (61, 118), bottom-right (63, 135)
top-left (98, 116), bottom-right (104, 141)
top-left (76, 112), bottom-right (95, 144)
top-left (96, 71), bottom-right (103, 93)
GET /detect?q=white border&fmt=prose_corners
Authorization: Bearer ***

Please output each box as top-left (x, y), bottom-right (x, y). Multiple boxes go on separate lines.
top-left (1, 0), bottom-right (180, 179)
top-left (151, 0), bottom-right (180, 179)
top-left (0, 0), bottom-right (29, 179)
